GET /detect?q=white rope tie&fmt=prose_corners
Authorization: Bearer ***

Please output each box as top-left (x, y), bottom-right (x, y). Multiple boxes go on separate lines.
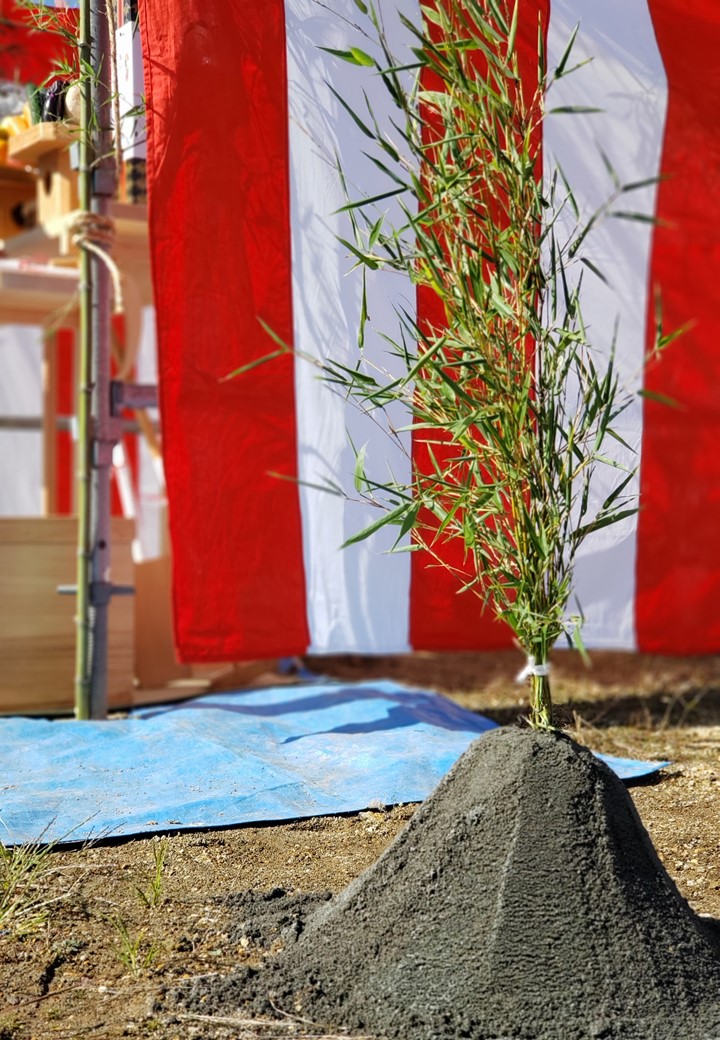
top-left (516, 656), bottom-right (551, 683)
top-left (70, 212), bottom-right (124, 315)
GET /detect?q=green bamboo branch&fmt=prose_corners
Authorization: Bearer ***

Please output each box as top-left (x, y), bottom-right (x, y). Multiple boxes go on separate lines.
top-left (318, 0), bottom-right (670, 729)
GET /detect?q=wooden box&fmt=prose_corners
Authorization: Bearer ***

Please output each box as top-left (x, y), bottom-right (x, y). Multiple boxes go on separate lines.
top-left (0, 165), bottom-right (36, 241)
top-left (7, 123), bottom-right (78, 226)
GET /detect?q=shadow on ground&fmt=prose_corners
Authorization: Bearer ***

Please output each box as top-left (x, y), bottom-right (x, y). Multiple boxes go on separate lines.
top-left (307, 650), bottom-right (720, 731)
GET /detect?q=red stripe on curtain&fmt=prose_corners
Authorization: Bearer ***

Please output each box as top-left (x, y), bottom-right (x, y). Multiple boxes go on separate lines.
top-left (139, 0), bottom-right (309, 661)
top-left (410, 0), bottom-right (550, 651)
top-left (636, 1), bottom-right (720, 653)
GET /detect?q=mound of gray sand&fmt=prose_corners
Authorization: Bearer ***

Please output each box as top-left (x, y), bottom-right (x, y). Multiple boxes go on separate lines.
top-left (176, 727), bottom-right (720, 1039)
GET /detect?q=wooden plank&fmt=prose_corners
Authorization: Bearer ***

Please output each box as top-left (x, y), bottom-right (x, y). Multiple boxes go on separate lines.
top-left (134, 555), bottom-right (191, 689)
top-left (0, 517), bottom-right (135, 714)
top-left (0, 516), bottom-right (106, 545)
top-left (128, 679), bottom-right (210, 709)
top-left (0, 263), bottom-right (78, 325)
top-left (7, 123), bottom-right (75, 165)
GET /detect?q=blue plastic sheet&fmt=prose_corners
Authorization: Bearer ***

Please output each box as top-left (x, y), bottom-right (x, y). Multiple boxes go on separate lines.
top-left (1, 681), bottom-right (669, 846)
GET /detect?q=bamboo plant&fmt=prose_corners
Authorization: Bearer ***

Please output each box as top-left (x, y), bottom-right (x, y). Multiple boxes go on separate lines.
top-left (321, 0), bottom-right (671, 728)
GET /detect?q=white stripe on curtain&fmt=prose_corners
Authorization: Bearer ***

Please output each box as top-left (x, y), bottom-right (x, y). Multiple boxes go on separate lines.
top-left (544, 0), bottom-right (668, 649)
top-left (286, 0), bottom-right (419, 653)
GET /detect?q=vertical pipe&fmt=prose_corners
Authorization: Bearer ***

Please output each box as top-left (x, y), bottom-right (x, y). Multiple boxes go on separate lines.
top-left (74, 0), bottom-right (93, 720)
top-left (88, 0), bottom-right (117, 718)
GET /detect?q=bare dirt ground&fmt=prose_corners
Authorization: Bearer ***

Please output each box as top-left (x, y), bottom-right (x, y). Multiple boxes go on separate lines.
top-left (2, 650), bottom-right (720, 1040)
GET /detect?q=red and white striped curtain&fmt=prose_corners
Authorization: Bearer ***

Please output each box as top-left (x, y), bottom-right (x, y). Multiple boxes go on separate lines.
top-left (138, 0), bottom-right (720, 661)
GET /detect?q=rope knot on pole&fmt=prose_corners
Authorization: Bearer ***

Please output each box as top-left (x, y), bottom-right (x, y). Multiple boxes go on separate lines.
top-left (70, 212), bottom-right (124, 315)
top-left (69, 211), bottom-right (115, 247)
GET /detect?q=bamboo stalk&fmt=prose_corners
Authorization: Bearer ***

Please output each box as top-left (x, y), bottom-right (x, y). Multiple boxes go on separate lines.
top-left (74, 0), bottom-right (93, 720)
top-left (530, 671), bottom-right (553, 730)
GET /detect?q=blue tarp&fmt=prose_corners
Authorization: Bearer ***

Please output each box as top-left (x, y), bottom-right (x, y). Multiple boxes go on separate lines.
top-left (1, 681), bottom-right (669, 846)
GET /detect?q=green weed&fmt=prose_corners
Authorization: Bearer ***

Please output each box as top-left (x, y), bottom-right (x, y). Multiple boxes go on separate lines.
top-left (0, 836), bottom-right (62, 936)
top-left (134, 838), bottom-right (168, 909)
top-left (110, 914), bottom-right (159, 976)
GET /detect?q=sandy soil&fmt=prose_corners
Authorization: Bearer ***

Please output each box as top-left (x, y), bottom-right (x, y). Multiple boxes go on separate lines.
top-left (1, 650), bottom-right (719, 1040)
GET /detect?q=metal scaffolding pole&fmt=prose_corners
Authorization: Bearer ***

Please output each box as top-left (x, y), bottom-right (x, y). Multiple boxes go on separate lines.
top-left (87, 0), bottom-right (117, 719)
top-left (73, 0), bottom-right (119, 719)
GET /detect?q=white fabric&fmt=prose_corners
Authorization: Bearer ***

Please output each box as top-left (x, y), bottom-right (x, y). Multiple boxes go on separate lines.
top-left (286, 0), bottom-right (419, 653)
top-left (0, 324), bottom-right (43, 517)
top-left (544, 0), bottom-right (668, 648)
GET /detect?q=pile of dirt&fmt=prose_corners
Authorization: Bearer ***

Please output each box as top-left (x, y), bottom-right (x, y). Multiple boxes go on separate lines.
top-left (221, 887), bottom-right (332, 950)
top-left (173, 728), bottom-right (720, 1040)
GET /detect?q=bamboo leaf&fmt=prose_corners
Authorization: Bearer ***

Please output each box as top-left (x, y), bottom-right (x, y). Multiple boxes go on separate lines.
top-left (548, 105), bottom-right (602, 115)
top-left (337, 237), bottom-right (380, 269)
top-left (570, 621), bottom-right (591, 665)
top-left (350, 46), bottom-right (376, 67)
top-left (327, 84), bottom-right (375, 139)
top-left (257, 317), bottom-right (291, 351)
top-left (600, 470), bottom-right (635, 511)
top-left (579, 256), bottom-right (610, 286)
top-left (571, 507), bottom-right (638, 543)
top-left (610, 210), bottom-right (660, 225)
top-left (320, 46), bottom-right (375, 67)
top-left (553, 22), bottom-right (580, 80)
top-left (637, 388), bottom-right (683, 410)
top-left (336, 185), bottom-right (407, 213)
top-left (220, 348), bottom-right (287, 382)
top-left (353, 442), bottom-right (369, 492)
top-left (621, 175), bottom-right (666, 193)
top-left (358, 269), bottom-right (368, 348)
top-left (506, 0), bottom-right (519, 58)
top-left (598, 147), bottom-right (620, 191)
top-left (341, 501), bottom-right (414, 548)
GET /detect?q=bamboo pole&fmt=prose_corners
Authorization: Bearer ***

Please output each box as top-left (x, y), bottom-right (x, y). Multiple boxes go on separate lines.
top-left (73, 0), bottom-right (93, 719)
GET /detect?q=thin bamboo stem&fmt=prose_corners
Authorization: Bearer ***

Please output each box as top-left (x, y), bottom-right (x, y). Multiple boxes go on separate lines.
top-left (74, 0), bottom-right (93, 720)
top-left (530, 671), bottom-right (553, 730)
